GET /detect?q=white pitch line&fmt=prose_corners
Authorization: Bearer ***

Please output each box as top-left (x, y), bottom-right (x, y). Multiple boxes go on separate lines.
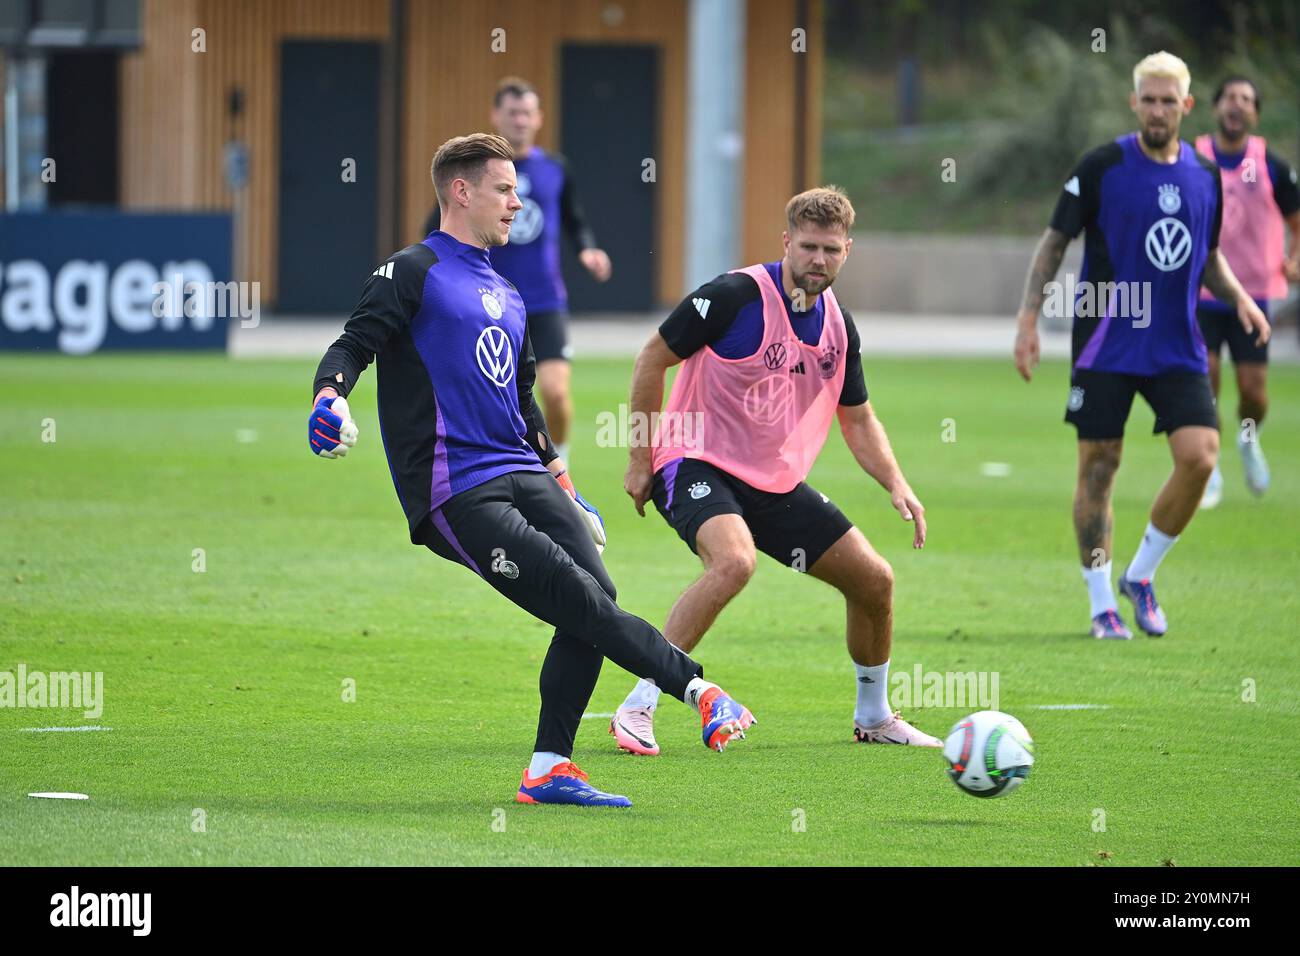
top-left (1030, 704), bottom-right (1111, 710)
top-left (17, 726), bottom-right (113, 733)
top-left (581, 712), bottom-right (615, 719)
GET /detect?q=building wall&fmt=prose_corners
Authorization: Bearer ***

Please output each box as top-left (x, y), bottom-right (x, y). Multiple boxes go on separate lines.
top-left (114, 0), bottom-right (815, 307)
top-left (119, 0), bottom-right (388, 299)
top-left (403, 0), bottom-right (688, 304)
top-left (741, 0), bottom-right (823, 265)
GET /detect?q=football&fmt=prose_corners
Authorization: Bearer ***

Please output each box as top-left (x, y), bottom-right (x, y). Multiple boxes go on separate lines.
top-left (943, 711), bottom-right (1035, 798)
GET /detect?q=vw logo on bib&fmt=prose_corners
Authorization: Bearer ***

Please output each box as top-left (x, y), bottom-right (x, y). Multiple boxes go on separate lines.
top-left (476, 326), bottom-right (514, 387)
top-left (1144, 217), bottom-right (1192, 272)
top-left (743, 374), bottom-right (795, 426)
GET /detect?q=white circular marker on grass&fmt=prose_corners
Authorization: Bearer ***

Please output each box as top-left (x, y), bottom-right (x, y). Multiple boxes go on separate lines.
top-left (979, 462), bottom-right (1012, 477)
top-left (28, 792), bottom-right (89, 800)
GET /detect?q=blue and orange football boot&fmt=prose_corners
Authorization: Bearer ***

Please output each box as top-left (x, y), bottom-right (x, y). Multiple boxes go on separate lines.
top-left (515, 762), bottom-right (632, 808)
top-left (698, 687), bottom-right (755, 752)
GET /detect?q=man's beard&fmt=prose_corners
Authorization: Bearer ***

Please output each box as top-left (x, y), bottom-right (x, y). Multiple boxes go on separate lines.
top-left (1217, 115), bottom-right (1246, 141)
top-left (793, 269), bottom-right (832, 296)
top-left (1139, 120), bottom-right (1177, 150)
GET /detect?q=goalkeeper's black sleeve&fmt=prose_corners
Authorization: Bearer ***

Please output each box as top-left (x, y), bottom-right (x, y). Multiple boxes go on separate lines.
top-left (311, 244), bottom-right (433, 400)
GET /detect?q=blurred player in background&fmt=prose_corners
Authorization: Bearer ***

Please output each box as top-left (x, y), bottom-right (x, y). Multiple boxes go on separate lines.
top-left (311, 134), bottom-right (753, 808)
top-left (1014, 53), bottom-right (1269, 640)
top-left (1194, 75), bottom-right (1300, 508)
top-left (423, 77), bottom-right (612, 464)
top-left (614, 186), bottom-right (940, 755)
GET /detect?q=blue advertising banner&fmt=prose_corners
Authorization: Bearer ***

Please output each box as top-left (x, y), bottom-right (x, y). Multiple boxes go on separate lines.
top-left (0, 211), bottom-right (234, 353)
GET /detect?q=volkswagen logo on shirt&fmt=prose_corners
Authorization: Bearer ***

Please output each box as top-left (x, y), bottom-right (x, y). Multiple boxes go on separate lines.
top-left (1144, 217), bottom-right (1192, 272)
top-left (509, 199), bottom-right (544, 244)
top-left (476, 325), bottom-right (514, 386)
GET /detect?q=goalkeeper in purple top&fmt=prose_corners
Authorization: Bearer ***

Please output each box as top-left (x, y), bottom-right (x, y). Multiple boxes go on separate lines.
top-left (424, 77), bottom-right (612, 466)
top-left (309, 134), bottom-right (753, 808)
top-left (1012, 52), bottom-right (1269, 640)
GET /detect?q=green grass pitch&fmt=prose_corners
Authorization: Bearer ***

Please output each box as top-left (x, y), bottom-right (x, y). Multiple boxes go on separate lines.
top-left (2, 352), bottom-right (1297, 865)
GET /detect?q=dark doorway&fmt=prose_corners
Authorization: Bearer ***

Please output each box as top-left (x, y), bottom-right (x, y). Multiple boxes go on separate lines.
top-left (46, 51), bottom-right (119, 206)
top-left (559, 44), bottom-right (658, 312)
top-left (277, 41), bottom-right (380, 313)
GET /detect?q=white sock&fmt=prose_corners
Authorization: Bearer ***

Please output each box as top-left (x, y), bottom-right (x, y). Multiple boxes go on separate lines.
top-left (1126, 522), bottom-right (1178, 583)
top-left (527, 751), bottom-right (569, 779)
top-left (854, 661), bottom-right (891, 726)
top-left (684, 677), bottom-right (719, 712)
top-left (1081, 561), bottom-right (1117, 617)
top-left (555, 441), bottom-right (570, 462)
top-left (621, 678), bottom-right (661, 712)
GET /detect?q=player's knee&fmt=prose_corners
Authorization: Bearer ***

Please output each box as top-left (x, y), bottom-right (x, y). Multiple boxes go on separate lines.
top-left (1081, 448), bottom-right (1121, 490)
top-left (860, 555), bottom-right (894, 606)
top-left (1174, 436), bottom-right (1217, 477)
top-left (539, 381), bottom-right (568, 410)
top-left (708, 549), bottom-right (756, 594)
top-left (1237, 378), bottom-right (1267, 413)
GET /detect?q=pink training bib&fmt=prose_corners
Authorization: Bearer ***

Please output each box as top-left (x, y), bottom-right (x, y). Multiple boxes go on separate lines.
top-left (1196, 134), bottom-right (1288, 302)
top-left (652, 263), bottom-right (848, 494)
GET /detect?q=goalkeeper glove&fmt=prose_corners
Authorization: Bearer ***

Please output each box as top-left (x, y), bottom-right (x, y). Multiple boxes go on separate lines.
top-left (555, 470), bottom-right (607, 554)
top-left (309, 395), bottom-right (358, 459)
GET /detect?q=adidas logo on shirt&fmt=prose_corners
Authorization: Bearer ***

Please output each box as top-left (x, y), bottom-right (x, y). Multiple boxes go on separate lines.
top-left (371, 262), bottom-right (395, 279)
top-left (693, 297), bottom-right (711, 319)
top-left (789, 361), bottom-right (806, 375)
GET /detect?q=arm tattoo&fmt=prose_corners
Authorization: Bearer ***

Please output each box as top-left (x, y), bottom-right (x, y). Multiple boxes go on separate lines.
top-left (1200, 251), bottom-right (1240, 305)
top-left (1019, 229), bottom-right (1069, 317)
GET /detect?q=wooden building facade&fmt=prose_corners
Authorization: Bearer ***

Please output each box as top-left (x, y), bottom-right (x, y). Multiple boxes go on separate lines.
top-left (9, 0), bottom-right (824, 310)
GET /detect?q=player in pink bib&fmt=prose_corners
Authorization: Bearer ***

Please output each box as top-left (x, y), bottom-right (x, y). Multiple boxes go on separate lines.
top-left (1194, 76), bottom-right (1300, 507)
top-left (610, 187), bottom-right (940, 755)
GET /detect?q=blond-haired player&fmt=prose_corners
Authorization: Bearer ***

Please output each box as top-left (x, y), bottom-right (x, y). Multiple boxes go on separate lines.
top-left (1013, 53), bottom-right (1268, 639)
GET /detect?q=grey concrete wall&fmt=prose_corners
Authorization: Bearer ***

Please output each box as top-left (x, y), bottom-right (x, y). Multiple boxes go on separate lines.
top-left (834, 232), bottom-right (1083, 317)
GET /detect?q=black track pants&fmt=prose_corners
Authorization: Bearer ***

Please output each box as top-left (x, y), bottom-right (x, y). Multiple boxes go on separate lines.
top-left (415, 469), bottom-right (702, 756)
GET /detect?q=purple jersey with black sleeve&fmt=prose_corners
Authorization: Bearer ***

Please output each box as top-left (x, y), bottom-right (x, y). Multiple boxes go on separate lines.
top-left (313, 231), bottom-right (556, 539)
top-left (1050, 133), bottom-right (1222, 376)
top-left (488, 147), bottom-right (597, 314)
